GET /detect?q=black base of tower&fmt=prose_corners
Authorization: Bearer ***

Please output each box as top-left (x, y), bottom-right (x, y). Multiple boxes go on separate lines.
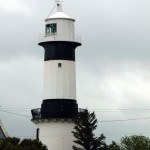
top-left (31, 99), bottom-right (78, 120)
top-left (41, 99), bottom-right (78, 118)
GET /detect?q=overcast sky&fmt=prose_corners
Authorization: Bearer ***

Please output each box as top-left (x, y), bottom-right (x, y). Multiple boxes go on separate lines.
top-left (0, 0), bottom-right (150, 144)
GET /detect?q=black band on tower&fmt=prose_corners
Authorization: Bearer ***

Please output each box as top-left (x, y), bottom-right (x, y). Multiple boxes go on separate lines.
top-left (39, 41), bottom-right (81, 61)
top-left (31, 99), bottom-right (78, 120)
top-left (40, 99), bottom-right (78, 119)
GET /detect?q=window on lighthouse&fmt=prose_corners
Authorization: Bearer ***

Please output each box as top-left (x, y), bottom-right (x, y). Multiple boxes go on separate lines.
top-left (46, 23), bottom-right (57, 35)
top-left (58, 63), bottom-right (62, 68)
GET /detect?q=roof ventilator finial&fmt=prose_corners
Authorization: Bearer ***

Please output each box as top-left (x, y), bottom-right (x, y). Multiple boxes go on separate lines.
top-left (55, 0), bottom-right (63, 12)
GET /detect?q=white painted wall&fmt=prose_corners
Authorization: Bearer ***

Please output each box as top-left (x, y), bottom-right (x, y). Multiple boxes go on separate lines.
top-left (36, 121), bottom-right (76, 150)
top-left (41, 18), bottom-right (75, 42)
top-left (43, 60), bottom-right (76, 100)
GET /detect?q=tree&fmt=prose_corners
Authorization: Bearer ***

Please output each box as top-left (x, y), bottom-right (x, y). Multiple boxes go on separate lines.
top-left (109, 141), bottom-right (121, 150)
top-left (120, 135), bottom-right (150, 150)
top-left (0, 137), bottom-right (21, 150)
top-left (72, 109), bottom-right (108, 150)
top-left (109, 135), bottom-right (150, 150)
top-left (0, 137), bottom-right (47, 150)
top-left (20, 139), bottom-right (47, 150)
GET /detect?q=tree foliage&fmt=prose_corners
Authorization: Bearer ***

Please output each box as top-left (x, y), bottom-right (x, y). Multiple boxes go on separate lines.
top-left (72, 109), bottom-right (108, 150)
top-left (109, 135), bottom-right (150, 150)
top-left (0, 137), bottom-right (47, 150)
top-left (109, 141), bottom-right (121, 150)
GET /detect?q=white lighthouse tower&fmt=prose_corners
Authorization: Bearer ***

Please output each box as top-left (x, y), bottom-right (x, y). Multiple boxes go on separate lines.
top-left (31, 1), bottom-right (81, 150)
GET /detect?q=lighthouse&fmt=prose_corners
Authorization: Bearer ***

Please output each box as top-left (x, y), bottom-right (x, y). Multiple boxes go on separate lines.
top-left (31, 0), bottom-right (81, 150)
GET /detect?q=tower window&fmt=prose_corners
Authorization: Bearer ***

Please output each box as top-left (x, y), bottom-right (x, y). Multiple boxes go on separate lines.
top-left (46, 23), bottom-right (57, 35)
top-left (58, 63), bottom-right (62, 68)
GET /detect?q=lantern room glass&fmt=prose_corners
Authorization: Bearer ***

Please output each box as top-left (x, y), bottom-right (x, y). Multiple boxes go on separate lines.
top-left (46, 23), bottom-right (57, 35)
